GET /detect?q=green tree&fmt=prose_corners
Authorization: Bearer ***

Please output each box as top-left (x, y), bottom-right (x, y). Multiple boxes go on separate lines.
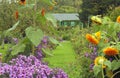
top-left (79, 0), bottom-right (120, 24)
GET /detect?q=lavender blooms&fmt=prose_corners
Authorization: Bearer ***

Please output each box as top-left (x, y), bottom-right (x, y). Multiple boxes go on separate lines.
top-left (84, 45), bottom-right (98, 70)
top-left (35, 36), bottom-right (49, 60)
top-left (0, 55), bottom-right (68, 78)
top-left (12, 38), bottom-right (18, 44)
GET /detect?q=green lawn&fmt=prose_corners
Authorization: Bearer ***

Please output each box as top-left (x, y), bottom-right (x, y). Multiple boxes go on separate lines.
top-left (44, 41), bottom-right (80, 78)
top-left (44, 41), bottom-right (76, 67)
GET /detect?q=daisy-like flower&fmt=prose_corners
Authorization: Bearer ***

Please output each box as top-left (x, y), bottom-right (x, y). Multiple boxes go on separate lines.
top-left (15, 11), bottom-right (19, 20)
top-left (95, 31), bottom-right (101, 41)
top-left (94, 56), bottom-right (106, 68)
top-left (20, 0), bottom-right (26, 5)
top-left (86, 34), bottom-right (99, 45)
top-left (103, 47), bottom-right (119, 56)
top-left (116, 16), bottom-right (120, 23)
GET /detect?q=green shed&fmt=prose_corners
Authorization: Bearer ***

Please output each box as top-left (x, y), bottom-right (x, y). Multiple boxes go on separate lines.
top-left (52, 13), bottom-right (80, 26)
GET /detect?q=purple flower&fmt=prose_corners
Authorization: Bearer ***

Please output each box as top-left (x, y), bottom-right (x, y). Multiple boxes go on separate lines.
top-left (0, 55), bottom-right (68, 78)
top-left (89, 63), bottom-right (94, 70)
top-left (84, 53), bottom-right (89, 57)
top-left (12, 38), bottom-right (18, 44)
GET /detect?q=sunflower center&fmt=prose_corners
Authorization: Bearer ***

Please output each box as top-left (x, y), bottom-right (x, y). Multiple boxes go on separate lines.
top-left (98, 59), bottom-right (104, 65)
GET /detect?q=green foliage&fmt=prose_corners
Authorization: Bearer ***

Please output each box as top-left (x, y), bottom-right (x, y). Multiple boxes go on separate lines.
top-left (109, 6), bottom-right (120, 21)
top-left (0, 3), bottom-right (17, 31)
top-left (25, 26), bottom-right (43, 46)
top-left (111, 60), bottom-right (120, 71)
top-left (45, 13), bottom-right (57, 27)
top-left (42, 48), bottom-right (53, 56)
top-left (49, 37), bottom-right (60, 45)
top-left (4, 21), bottom-right (19, 36)
top-left (104, 60), bottom-right (112, 70)
top-left (93, 65), bottom-right (102, 76)
top-left (80, 0), bottom-right (120, 23)
top-left (11, 43), bottom-right (26, 55)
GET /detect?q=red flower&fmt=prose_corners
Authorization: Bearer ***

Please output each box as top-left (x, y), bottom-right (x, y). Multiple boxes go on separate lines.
top-left (20, 0), bottom-right (26, 5)
top-left (15, 11), bottom-right (19, 20)
top-left (41, 8), bottom-right (45, 16)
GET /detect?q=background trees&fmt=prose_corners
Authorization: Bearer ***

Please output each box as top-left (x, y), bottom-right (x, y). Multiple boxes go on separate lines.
top-left (79, 0), bottom-right (120, 23)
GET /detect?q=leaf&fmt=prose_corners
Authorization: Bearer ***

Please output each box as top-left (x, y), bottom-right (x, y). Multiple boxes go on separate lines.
top-left (45, 13), bottom-right (57, 27)
top-left (93, 65), bottom-right (102, 76)
top-left (111, 60), bottom-right (120, 71)
top-left (36, 13), bottom-right (46, 25)
top-left (41, 0), bottom-right (53, 6)
top-left (4, 21), bottom-right (19, 36)
top-left (11, 44), bottom-right (26, 55)
top-left (42, 48), bottom-right (53, 56)
top-left (104, 60), bottom-right (111, 70)
top-left (49, 37), bottom-right (61, 45)
top-left (25, 27), bottom-right (43, 46)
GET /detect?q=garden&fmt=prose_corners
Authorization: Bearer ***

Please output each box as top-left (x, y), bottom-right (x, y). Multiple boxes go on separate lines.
top-left (0, 0), bottom-right (120, 78)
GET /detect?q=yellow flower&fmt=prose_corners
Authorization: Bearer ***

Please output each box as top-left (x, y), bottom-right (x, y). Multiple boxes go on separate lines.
top-left (116, 16), bottom-right (120, 23)
top-left (95, 31), bottom-right (101, 40)
top-left (86, 34), bottom-right (99, 45)
top-left (103, 47), bottom-right (119, 56)
top-left (20, 0), bottom-right (26, 5)
top-left (94, 56), bottom-right (106, 68)
top-left (91, 16), bottom-right (102, 24)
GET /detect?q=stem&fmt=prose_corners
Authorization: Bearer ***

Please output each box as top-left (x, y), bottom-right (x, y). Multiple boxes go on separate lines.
top-left (102, 68), bottom-right (105, 78)
top-left (114, 55), bottom-right (119, 61)
top-left (33, 0), bottom-right (37, 27)
top-left (1, 39), bottom-right (4, 49)
top-left (111, 71), bottom-right (120, 78)
top-left (32, 45), bottom-right (35, 55)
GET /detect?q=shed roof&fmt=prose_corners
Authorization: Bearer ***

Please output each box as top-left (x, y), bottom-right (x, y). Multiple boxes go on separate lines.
top-left (52, 13), bottom-right (79, 21)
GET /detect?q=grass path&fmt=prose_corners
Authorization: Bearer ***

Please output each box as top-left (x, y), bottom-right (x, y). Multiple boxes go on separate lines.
top-left (44, 41), bottom-right (76, 68)
top-left (44, 41), bottom-right (79, 78)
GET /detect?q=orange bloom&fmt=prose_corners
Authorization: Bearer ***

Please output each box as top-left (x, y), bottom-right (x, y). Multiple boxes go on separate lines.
top-left (103, 47), bottom-right (119, 56)
top-left (20, 0), bottom-right (26, 5)
top-left (15, 11), bottom-right (19, 20)
top-left (116, 16), bottom-right (120, 23)
top-left (86, 34), bottom-right (99, 45)
top-left (95, 31), bottom-right (101, 40)
top-left (41, 8), bottom-right (45, 16)
top-left (94, 56), bottom-right (106, 68)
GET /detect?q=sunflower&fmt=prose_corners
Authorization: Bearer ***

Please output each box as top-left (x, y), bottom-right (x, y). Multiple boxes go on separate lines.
top-left (20, 0), bottom-right (26, 5)
top-left (15, 11), bottom-right (19, 20)
top-left (94, 56), bottom-right (106, 68)
top-left (103, 47), bottom-right (119, 56)
top-left (116, 16), bottom-right (120, 23)
top-left (86, 34), bottom-right (99, 45)
top-left (95, 31), bottom-right (101, 40)
top-left (91, 16), bottom-right (102, 24)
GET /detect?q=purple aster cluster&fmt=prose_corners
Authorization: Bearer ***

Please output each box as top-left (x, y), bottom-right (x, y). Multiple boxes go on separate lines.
top-left (0, 55), bottom-right (68, 78)
top-left (35, 36), bottom-right (49, 60)
top-left (84, 46), bottom-right (98, 60)
top-left (84, 45), bottom-right (98, 70)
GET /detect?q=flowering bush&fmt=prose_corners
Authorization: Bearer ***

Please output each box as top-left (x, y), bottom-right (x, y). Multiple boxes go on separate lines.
top-left (0, 55), bottom-right (68, 78)
top-left (85, 16), bottom-right (120, 78)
